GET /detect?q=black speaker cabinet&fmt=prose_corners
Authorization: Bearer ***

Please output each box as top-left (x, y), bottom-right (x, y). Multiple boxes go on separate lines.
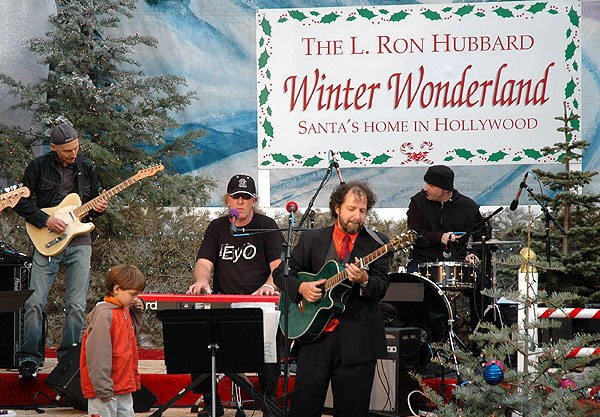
top-left (0, 264), bottom-right (31, 368)
top-left (369, 327), bottom-right (421, 416)
top-left (325, 327), bottom-right (421, 416)
top-left (45, 344), bottom-right (157, 412)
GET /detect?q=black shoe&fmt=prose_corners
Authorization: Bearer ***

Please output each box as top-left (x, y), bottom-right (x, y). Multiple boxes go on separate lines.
top-left (18, 360), bottom-right (39, 379)
top-left (197, 397), bottom-right (224, 417)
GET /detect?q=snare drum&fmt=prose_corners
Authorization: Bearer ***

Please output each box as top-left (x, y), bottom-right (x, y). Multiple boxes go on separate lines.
top-left (418, 261), bottom-right (476, 290)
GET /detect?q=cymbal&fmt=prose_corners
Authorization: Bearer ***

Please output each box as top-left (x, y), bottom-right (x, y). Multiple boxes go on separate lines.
top-left (473, 239), bottom-right (521, 246)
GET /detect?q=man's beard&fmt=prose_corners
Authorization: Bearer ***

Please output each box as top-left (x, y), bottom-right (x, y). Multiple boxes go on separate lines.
top-left (339, 218), bottom-right (363, 235)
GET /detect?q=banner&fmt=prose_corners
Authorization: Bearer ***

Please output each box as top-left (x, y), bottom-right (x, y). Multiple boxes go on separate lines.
top-left (256, 1), bottom-right (581, 169)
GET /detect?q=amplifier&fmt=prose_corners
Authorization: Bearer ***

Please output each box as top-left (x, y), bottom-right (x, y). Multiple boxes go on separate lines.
top-left (325, 327), bottom-right (421, 416)
top-left (0, 264), bottom-right (31, 368)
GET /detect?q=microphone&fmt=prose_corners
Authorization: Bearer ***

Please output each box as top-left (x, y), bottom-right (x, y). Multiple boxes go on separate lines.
top-left (509, 171), bottom-right (529, 211)
top-left (286, 201), bottom-right (298, 213)
top-left (329, 150), bottom-right (345, 184)
top-left (228, 208), bottom-right (239, 235)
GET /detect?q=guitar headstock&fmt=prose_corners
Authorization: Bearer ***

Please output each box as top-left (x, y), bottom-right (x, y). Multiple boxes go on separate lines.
top-left (388, 230), bottom-right (416, 252)
top-left (134, 164), bottom-right (165, 180)
top-left (0, 186), bottom-right (30, 209)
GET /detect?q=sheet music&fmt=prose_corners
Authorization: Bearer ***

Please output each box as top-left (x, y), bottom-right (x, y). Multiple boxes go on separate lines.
top-left (231, 302), bottom-right (280, 363)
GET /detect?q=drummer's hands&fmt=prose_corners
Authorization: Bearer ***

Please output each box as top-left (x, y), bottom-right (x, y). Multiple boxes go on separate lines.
top-left (442, 232), bottom-right (463, 245)
top-left (345, 258), bottom-right (369, 285)
top-left (465, 253), bottom-right (479, 264)
top-left (299, 279), bottom-right (326, 302)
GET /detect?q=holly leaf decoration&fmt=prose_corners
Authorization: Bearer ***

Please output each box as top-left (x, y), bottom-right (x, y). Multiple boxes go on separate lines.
top-left (477, 149), bottom-right (487, 155)
top-left (261, 160), bottom-right (271, 166)
top-left (512, 156), bottom-right (523, 162)
top-left (303, 156), bottom-right (323, 167)
top-left (526, 3), bottom-right (547, 14)
top-left (523, 149), bottom-right (543, 160)
top-left (565, 40), bottom-right (577, 60)
top-left (361, 152), bottom-right (371, 157)
top-left (261, 138), bottom-right (267, 149)
top-left (272, 153), bottom-right (291, 164)
top-left (455, 148), bottom-right (475, 160)
top-left (568, 7), bottom-right (579, 27)
top-left (390, 11), bottom-right (409, 21)
top-left (444, 156), bottom-right (455, 161)
top-left (263, 119), bottom-right (273, 138)
top-left (258, 50), bottom-right (269, 69)
top-left (260, 18), bottom-right (272, 36)
top-left (339, 151), bottom-right (359, 162)
top-left (372, 153), bottom-right (392, 165)
top-left (422, 10), bottom-right (442, 20)
top-left (565, 78), bottom-right (576, 99)
top-left (289, 10), bottom-right (308, 21)
top-left (321, 12), bottom-right (340, 23)
top-left (493, 7), bottom-right (514, 18)
top-left (455, 5), bottom-right (474, 17)
top-left (488, 151), bottom-right (508, 162)
top-left (293, 154), bottom-right (303, 160)
top-left (259, 86), bottom-right (270, 106)
top-left (357, 8), bottom-right (377, 19)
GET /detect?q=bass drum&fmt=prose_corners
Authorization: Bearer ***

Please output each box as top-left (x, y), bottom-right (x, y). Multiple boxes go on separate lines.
top-left (383, 273), bottom-right (453, 343)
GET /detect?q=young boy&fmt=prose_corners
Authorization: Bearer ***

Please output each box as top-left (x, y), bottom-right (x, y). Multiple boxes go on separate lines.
top-left (80, 264), bottom-right (146, 417)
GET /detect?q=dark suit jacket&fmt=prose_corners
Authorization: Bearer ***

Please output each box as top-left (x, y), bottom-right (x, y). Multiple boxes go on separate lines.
top-left (274, 225), bottom-right (391, 365)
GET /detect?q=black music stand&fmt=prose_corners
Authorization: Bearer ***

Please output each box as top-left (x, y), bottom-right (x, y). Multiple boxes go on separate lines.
top-left (153, 308), bottom-right (278, 417)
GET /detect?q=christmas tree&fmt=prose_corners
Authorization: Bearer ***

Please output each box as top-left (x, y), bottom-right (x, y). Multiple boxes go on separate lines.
top-left (0, 0), bottom-right (214, 208)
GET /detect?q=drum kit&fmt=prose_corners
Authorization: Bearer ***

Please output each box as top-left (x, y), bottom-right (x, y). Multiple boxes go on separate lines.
top-left (386, 239), bottom-right (520, 358)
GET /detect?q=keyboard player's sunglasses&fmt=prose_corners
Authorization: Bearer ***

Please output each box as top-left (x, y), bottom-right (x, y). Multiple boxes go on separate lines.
top-left (229, 193), bottom-right (254, 200)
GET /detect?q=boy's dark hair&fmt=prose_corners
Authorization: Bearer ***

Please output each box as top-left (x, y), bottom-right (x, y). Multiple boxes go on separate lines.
top-left (329, 181), bottom-right (377, 219)
top-left (105, 264), bottom-right (146, 296)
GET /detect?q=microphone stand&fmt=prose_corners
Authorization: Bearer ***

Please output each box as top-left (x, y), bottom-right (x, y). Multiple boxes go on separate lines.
top-left (520, 183), bottom-right (564, 300)
top-left (280, 208), bottom-right (296, 417)
top-left (298, 161), bottom-right (334, 228)
top-left (231, 214), bottom-right (307, 417)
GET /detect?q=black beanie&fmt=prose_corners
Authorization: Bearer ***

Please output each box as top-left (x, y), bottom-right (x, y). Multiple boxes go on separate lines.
top-left (424, 165), bottom-right (454, 190)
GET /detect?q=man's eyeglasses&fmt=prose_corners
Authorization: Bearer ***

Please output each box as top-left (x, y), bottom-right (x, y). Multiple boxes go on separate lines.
top-left (229, 193), bottom-right (254, 200)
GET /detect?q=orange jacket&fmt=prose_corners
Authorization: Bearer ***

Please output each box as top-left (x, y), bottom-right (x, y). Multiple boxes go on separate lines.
top-left (80, 298), bottom-right (143, 399)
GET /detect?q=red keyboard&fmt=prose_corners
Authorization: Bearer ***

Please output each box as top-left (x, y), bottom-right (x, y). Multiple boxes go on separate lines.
top-left (139, 293), bottom-right (279, 311)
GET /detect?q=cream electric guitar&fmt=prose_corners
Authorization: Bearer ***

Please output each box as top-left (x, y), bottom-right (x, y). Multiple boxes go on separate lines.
top-left (0, 186), bottom-right (30, 211)
top-left (26, 164), bottom-right (164, 256)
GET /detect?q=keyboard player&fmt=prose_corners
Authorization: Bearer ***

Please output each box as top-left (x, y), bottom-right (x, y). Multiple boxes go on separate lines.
top-left (186, 174), bottom-right (284, 417)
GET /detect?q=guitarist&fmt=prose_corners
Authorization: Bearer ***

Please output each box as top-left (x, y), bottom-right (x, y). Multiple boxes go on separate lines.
top-left (14, 122), bottom-right (108, 379)
top-left (273, 181), bottom-right (391, 417)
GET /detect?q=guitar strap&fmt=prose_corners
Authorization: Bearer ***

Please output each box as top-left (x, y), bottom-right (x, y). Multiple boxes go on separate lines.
top-left (364, 226), bottom-right (385, 246)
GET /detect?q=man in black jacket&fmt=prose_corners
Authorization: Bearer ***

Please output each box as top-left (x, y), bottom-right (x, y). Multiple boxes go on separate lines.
top-left (406, 164), bottom-right (485, 273)
top-left (407, 165), bottom-right (488, 333)
top-left (274, 181), bottom-right (391, 417)
top-left (14, 123), bottom-right (107, 379)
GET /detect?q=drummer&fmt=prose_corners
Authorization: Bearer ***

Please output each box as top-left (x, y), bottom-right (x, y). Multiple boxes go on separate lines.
top-left (406, 165), bottom-right (489, 328)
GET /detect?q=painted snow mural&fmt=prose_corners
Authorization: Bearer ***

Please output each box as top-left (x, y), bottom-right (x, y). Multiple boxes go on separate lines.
top-left (4, 0), bottom-right (600, 209)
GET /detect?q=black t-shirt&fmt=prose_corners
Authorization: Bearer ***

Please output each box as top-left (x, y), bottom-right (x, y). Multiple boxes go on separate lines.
top-left (196, 213), bottom-right (284, 294)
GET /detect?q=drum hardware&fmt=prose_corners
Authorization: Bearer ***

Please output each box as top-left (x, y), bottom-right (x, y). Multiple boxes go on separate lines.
top-left (384, 273), bottom-right (467, 372)
top-left (417, 261), bottom-right (476, 291)
top-left (473, 238), bottom-right (507, 333)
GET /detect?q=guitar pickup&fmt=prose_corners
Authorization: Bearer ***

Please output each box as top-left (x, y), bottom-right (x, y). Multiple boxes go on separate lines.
top-left (46, 234), bottom-right (68, 248)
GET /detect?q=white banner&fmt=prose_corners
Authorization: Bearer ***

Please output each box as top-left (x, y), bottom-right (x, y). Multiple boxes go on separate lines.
top-left (256, 1), bottom-right (581, 168)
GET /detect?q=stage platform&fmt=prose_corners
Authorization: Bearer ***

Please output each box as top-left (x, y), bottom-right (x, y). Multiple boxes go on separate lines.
top-left (0, 347), bottom-right (453, 417)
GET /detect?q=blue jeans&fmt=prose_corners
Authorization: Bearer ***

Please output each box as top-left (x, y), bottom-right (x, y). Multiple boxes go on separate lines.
top-left (18, 245), bottom-right (92, 365)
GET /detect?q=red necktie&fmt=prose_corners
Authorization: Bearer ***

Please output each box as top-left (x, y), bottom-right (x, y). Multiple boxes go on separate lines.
top-left (340, 235), bottom-right (351, 260)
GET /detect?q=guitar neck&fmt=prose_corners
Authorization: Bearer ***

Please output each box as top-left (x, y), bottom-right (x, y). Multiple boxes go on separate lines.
top-left (325, 243), bottom-right (390, 290)
top-left (73, 176), bottom-right (141, 219)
